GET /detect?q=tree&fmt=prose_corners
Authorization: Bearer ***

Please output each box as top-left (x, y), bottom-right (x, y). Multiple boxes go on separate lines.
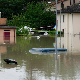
top-left (8, 2), bottom-right (56, 29)
top-left (23, 2), bottom-right (56, 28)
top-left (0, 0), bottom-right (49, 20)
top-left (0, 0), bottom-right (26, 19)
top-left (40, 10), bottom-right (56, 27)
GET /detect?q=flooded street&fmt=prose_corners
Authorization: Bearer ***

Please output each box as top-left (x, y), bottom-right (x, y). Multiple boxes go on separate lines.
top-left (0, 34), bottom-right (80, 80)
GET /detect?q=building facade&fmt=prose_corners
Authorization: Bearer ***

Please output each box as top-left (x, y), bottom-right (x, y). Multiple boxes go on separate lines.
top-left (0, 17), bottom-right (17, 44)
top-left (49, 0), bottom-right (80, 11)
top-left (57, 3), bottom-right (80, 35)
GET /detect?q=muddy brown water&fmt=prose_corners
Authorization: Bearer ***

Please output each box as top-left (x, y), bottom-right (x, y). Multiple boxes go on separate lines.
top-left (0, 35), bottom-right (80, 80)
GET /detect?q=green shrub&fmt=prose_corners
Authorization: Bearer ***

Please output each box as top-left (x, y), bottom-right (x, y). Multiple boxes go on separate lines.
top-left (48, 31), bottom-right (56, 36)
top-left (48, 31), bottom-right (63, 37)
top-left (58, 31), bottom-right (63, 34)
top-left (16, 28), bottom-right (29, 36)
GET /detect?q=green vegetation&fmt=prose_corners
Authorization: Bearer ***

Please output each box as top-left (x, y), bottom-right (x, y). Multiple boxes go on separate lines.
top-left (48, 31), bottom-right (56, 35)
top-left (0, 0), bottom-right (49, 20)
top-left (0, 0), bottom-right (56, 36)
top-left (58, 31), bottom-right (63, 34)
top-left (7, 2), bottom-right (56, 36)
top-left (0, 0), bottom-right (26, 20)
top-left (48, 31), bottom-right (63, 37)
top-left (16, 27), bottom-right (29, 36)
top-left (32, 29), bottom-right (48, 31)
top-left (7, 2), bottom-right (56, 28)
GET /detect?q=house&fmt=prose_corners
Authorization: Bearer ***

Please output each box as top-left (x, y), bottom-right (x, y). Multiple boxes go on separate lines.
top-left (47, 0), bottom-right (80, 35)
top-left (48, 0), bottom-right (80, 11)
top-left (0, 12), bottom-right (18, 44)
top-left (57, 2), bottom-right (80, 35)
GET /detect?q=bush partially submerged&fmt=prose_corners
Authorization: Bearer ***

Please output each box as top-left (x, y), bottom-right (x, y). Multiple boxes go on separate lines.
top-left (16, 28), bottom-right (29, 36)
top-left (48, 31), bottom-right (63, 36)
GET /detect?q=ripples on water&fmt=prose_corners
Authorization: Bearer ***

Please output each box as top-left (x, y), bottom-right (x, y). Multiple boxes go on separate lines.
top-left (0, 35), bottom-right (80, 80)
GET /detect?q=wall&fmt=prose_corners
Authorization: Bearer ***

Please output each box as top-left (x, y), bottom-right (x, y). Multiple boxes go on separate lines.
top-left (73, 13), bottom-right (80, 34)
top-left (50, 0), bottom-right (79, 11)
top-left (57, 13), bottom-right (80, 35)
top-left (68, 14), bottom-right (73, 34)
top-left (57, 0), bottom-right (70, 10)
top-left (0, 18), bottom-right (7, 25)
top-left (57, 13), bottom-right (68, 34)
top-left (0, 28), bottom-right (16, 44)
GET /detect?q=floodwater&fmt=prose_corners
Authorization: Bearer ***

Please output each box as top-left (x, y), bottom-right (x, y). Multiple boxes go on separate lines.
top-left (0, 34), bottom-right (80, 80)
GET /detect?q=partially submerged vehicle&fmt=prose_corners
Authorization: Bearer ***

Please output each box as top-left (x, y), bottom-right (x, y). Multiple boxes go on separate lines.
top-left (29, 48), bottom-right (67, 55)
top-left (4, 59), bottom-right (18, 64)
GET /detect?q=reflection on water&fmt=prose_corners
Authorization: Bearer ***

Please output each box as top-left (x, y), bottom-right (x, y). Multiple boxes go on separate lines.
top-left (0, 36), bottom-right (16, 45)
top-left (58, 34), bottom-right (80, 54)
top-left (0, 35), bottom-right (80, 80)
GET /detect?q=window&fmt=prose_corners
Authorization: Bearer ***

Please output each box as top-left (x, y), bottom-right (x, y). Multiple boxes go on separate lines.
top-left (63, 15), bottom-right (64, 22)
top-left (4, 30), bottom-right (10, 31)
top-left (70, 0), bottom-right (71, 5)
top-left (4, 32), bottom-right (10, 41)
top-left (73, 0), bottom-right (75, 4)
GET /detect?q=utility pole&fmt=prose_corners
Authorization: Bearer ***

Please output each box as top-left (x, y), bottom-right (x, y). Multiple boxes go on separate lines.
top-left (60, 0), bottom-right (61, 48)
top-left (55, 0), bottom-right (57, 60)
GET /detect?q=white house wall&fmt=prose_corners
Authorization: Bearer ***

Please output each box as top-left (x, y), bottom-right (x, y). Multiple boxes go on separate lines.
top-left (68, 14), bottom-right (73, 34)
top-left (73, 13), bottom-right (80, 34)
top-left (57, 13), bottom-right (68, 34)
top-left (57, 13), bottom-right (80, 34)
